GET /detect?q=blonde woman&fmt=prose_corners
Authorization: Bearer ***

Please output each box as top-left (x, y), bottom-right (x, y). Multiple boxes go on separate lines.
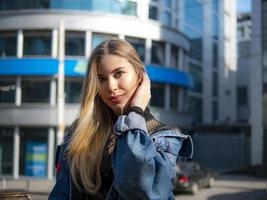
top-left (49, 39), bottom-right (193, 200)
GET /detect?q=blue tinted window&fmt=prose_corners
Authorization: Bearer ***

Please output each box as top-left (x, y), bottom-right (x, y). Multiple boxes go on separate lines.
top-left (184, 26), bottom-right (203, 61)
top-left (0, 32), bottom-right (17, 57)
top-left (184, 0), bottom-right (203, 31)
top-left (163, 11), bottom-right (171, 27)
top-left (151, 41), bottom-right (165, 65)
top-left (163, 0), bottom-right (171, 8)
top-left (149, 6), bottom-right (158, 20)
top-left (212, 42), bottom-right (218, 68)
top-left (23, 31), bottom-right (51, 56)
top-left (212, 0), bottom-right (219, 12)
top-left (65, 31), bottom-right (85, 56)
top-left (212, 13), bottom-right (219, 40)
top-left (188, 96), bottom-right (202, 123)
top-left (212, 71), bottom-right (218, 97)
top-left (151, 83), bottom-right (165, 108)
top-left (125, 37), bottom-right (145, 62)
top-left (188, 62), bottom-right (202, 93)
top-left (65, 79), bottom-right (83, 103)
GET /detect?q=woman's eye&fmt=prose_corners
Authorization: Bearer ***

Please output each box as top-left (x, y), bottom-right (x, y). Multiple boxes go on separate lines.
top-left (98, 77), bottom-right (106, 83)
top-left (114, 71), bottom-right (124, 79)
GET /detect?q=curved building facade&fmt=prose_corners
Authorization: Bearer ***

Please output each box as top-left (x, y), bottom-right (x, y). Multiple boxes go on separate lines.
top-left (0, 0), bottom-right (192, 179)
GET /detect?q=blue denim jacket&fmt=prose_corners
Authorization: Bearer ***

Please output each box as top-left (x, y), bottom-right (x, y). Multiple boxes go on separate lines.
top-left (49, 111), bottom-right (193, 200)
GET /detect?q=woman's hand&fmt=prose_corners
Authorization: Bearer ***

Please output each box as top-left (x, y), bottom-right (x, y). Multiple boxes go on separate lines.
top-left (130, 72), bottom-right (151, 111)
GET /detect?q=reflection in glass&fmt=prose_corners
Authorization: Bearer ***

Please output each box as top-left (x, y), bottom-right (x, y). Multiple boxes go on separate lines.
top-left (19, 128), bottom-right (48, 177)
top-left (0, 32), bottom-right (17, 57)
top-left (22, 79), bottom-right (50, 103)
top-left (23, 31), bottom-right (51, 56)
top-left (151, 41), bottom-right (165, 65)
top-left (0, 79), bottom-right (16, 103)
top-left (65, 31), bottom-right (85, 56)
top-left (184, 0), bottom-right (203, 31)
top-left (125, 37), bottom-right (145, 62)
top-left (65, 79), bottom-right (83, 103)
top-left (0, 128), bottom-right (13, 175)
top-left (151, 83), bottom-right (165, 108)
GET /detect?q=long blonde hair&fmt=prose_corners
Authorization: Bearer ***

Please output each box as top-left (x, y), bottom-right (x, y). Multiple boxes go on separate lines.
top-left (67, 38), bottom-right (144, 193)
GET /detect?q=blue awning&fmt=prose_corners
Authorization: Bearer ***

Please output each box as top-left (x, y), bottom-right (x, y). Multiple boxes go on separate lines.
top-left (0, 58), bottom-right (193, 88)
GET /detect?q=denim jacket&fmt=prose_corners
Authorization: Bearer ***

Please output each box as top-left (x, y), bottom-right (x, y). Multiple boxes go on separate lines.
top-left (49, 111), bottom-right (193, 200)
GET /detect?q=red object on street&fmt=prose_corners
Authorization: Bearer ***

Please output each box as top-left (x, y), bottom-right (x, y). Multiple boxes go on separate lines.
top-left (56, 163), bottom-right (60, 174)
top-left (178, 175), bottom-right (189, 184)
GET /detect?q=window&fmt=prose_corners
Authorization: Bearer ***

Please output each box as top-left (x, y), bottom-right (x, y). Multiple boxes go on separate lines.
top-left (149, 5), bottom-right (158, 20)
top-left (65, 31), bottom-right (85, 56)
top-left (237, 86), bottom-right (248, 106)
top-left (170, 45), bottom-right (179, 68)
top-left (0, 128), bottom-right (13, 175)
top-left (212, 0), bottom-right (219, 12)
top-left (121, 1), bottom-right (137, 16)
top-left (0, 79), bottom-right (16, 103)
top-left (92, 33), bottom-right (117, 50)
top-left (212, 13), bottom-right (219, 40)
top-left (150, 83), bottom-right (165, 108)
top-left (163, 0), bottom-right (171, 8)
top-left (188, 96), bottom-right (202, 123)
top-left (125, 37), bottom-right (145, 62)
top-left (184, 26), bottom-right (203, 62)
top-left (170, 85), bottom-right (179, 109)
top-left (23, 30), bottom-right (51, 56)
top-left (212, 100), bottom-right (218, 122)
top-left (0, 0), bottom-right (50, 10)
top-left (65, 79), bottom-right (83, 103)
top-left (151, 41), bottom-right (165, 65)
top-left (22, 79), bottom-right (50, 103)
top-left (188, 62), bottom-right (202, 93)
top-left (0, 31), bottom-right (17, 57)
top-left (184, 0), bottom-right (203, 31)
top-left (213, 42), bottom-right (218, 68)
top-left (162, 11), bottom-right (171, 27)
top-left (212, 71), bottom-right (218, 97)
top-left (19, 128), bottom-right (48, 177)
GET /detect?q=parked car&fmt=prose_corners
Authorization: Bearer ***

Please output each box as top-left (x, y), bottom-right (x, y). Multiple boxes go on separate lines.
top-left (172, 161), bottom-right (215, 195)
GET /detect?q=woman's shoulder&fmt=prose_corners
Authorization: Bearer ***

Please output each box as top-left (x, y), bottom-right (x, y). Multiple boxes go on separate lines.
top-left (63, 119), bottom-right (79, 144)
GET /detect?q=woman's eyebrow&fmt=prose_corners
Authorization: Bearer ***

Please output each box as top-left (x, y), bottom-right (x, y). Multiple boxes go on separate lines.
top-left (98, 67), bottom-right (126, 76)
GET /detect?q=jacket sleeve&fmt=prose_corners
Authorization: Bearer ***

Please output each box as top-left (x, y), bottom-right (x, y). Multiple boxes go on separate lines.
top-left (48, 138), bottom-right (70, 199)
top-left (112, 112), bottom-right (193, 200)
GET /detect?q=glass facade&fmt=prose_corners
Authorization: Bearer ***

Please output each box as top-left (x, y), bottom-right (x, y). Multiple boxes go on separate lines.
top-left (212, 100), bottom-right (218, 122)
top-left (212, 71), bottom-right (218, 97)
top-left (150, 83), bottom-right (165, 108)
top-left (188, 62), bottom-right (202, 93)
top-left (125, 37), bottom-right (145, 62)
top-left (0, 79), bottom-right (16, 103)
top-left (170, 85), bottom-right (179, 109)
top-left (188, 96), bottom-right (202, 123)
top-left (149, 5), bottom-right (158, 20)
top-left (22, 79), bottom-right (50, 103)
top-left (184, 26), bottom-right (203, 62)
top-left (170, 45), bottom-right (179, 68)
top-left (0, 0), bottom-right (137, 16)
top-left (0, 31), bottom-right (17, 57)
top-left (213, 42), bottom-right (218, 68)
top-left (0, 128), bottom-right (13, 175)
top-left (184, 0), bottom-right (203, 31)
top-left (23, 31), bottom-right (51, 56)
top-left (237, 86), bottom-right (248, 106)
top-left (19, 128), bottom-right (48, 177)
top-left (65, 79), bottom-right (83, 103)
top-left (151, 41), bottom-right (165, 65)
top-left (65, 31), bottom-right (85, 56)
top-left (162, 11), bottom-right (171, 27)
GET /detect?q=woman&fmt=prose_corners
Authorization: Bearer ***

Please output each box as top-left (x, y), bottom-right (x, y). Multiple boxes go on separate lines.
top-left (49, 38), bottom-right (193, 200)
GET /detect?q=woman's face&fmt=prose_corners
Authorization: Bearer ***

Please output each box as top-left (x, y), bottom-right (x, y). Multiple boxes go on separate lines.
top-left (97, 54), bottom-right (140, 114)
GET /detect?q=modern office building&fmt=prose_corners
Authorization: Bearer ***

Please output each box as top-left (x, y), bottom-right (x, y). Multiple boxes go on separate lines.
top-left (250, 0), bottom-right (267, 164)
top-left (0, 0), bottom-right (237, 180)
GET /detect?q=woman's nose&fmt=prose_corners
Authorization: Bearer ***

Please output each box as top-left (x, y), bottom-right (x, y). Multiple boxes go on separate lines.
top-left (107, 78), bottom-right (118, 92)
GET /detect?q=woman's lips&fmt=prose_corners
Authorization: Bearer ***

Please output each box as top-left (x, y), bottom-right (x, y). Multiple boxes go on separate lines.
top-left (109, 95), bottom-right (124, 104)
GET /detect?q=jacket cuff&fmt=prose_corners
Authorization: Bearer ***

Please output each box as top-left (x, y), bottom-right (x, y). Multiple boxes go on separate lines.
top-left (178, 135), bottom-right (193, 158)
top-left (114, 112), bottom-right (148, 136)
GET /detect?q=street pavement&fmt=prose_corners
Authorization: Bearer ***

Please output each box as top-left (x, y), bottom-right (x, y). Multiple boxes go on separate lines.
top-left (175, 174), bottom-right (267, 200)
